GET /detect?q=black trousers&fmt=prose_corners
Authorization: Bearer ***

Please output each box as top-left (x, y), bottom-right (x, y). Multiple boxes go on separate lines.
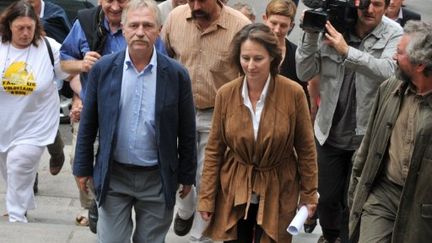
top-left (316, 141), bottom-right (354, 243)
top-left (224, 204), bottom-right (264, 243)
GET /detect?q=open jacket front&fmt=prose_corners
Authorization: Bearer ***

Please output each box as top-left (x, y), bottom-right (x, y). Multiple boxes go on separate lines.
top-left (349, 77), bottom-right (432, 243)
top-left (198, 75), bottom-right (318, 242)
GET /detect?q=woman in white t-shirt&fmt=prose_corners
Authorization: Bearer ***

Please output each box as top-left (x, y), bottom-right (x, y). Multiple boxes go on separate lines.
top-left (0, 1), bottom-right (68, 223)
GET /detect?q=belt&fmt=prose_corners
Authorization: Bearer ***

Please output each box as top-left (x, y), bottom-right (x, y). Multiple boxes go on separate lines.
top-left (114, 161), bottom-right (159, 171)
top-left (195, 107), bottom-right (214, 112)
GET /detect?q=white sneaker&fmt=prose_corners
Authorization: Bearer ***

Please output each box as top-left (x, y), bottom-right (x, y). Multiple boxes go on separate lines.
top-left (189, 236), bottom-right (213, 243)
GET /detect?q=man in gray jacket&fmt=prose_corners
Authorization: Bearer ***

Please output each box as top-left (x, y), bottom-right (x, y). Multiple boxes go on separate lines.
top-left (296, 0), bottom-right (402, 242)
top-left (349, 20), bottom-right (432, 243)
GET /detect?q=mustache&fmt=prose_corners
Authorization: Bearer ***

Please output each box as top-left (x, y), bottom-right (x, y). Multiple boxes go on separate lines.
top-left (191, 10), bottom-right (211, 20)
top-left (132, 39), bottom-right (149, 43)
top-left (132, 35), bottom-right (150, 43)
top-left (361, 10), bottom-right (374, 17)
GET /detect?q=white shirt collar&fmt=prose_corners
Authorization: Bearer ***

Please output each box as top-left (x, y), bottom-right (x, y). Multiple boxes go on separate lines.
top-left (397, 8), bottom-right (403, 21)
top-left (241, 74), bottom-right (271, 104)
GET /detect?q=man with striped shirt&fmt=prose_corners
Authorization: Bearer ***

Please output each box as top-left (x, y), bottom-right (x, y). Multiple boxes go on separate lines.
top-left (162, 0), bottom-right (250, 242)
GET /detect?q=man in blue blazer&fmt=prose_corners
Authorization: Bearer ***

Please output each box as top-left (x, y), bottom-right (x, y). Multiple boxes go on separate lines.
top-left (386, 0), bottom-right (421, 27)
top-left (72, 0), bottom-right (197, 241)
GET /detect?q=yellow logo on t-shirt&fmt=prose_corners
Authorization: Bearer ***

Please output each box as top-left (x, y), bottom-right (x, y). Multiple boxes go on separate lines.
top-left (2, 61), bottom-right (36, 96)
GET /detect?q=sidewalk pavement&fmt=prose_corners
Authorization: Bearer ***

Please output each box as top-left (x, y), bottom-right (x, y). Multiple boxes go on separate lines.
top-left (0, 145), bottom-right (321, 242)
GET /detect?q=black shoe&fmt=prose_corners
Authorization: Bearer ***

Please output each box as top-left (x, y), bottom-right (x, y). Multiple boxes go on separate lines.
top-left (317, 235), bottom-right (341, 243)
top-left (173, 213), bottom-right (194, 236)
top-left (33, 173), bottom-right (38, 194)
top-left (304, 218), bottom-right (317, 233)
top-left (88, 200), bottom-right (98, 234)
top-left (317, 235), bottom-right (329, 243)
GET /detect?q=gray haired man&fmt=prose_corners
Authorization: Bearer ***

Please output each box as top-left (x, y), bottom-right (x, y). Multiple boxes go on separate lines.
top-left (349, 20), bottom-right (432, 243)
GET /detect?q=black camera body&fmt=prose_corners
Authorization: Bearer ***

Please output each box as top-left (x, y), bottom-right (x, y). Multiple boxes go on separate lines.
top-left (301, 0), bottom-right (358, 34)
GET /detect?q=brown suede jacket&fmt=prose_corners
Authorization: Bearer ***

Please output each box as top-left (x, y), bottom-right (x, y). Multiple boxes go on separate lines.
top-left (198, 75), bottom-right (318, 242)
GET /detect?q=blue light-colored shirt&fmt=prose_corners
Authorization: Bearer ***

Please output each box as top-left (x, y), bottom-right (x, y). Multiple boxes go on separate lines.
top-left (113, 47), bottom-right (158, 166)
top-left (60, 18), bottom-right (126, 99)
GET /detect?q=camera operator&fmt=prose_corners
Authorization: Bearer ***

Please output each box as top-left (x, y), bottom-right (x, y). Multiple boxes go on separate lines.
top-left (296, 0), bottom-right (402, 242)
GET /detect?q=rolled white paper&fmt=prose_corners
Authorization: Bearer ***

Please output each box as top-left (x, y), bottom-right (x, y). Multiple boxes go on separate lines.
top-left (287, 206), bottom-right (309, 235)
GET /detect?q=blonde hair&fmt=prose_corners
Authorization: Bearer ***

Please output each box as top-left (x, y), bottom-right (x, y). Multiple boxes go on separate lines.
top-left (265, 0), bottom-right (297, 21)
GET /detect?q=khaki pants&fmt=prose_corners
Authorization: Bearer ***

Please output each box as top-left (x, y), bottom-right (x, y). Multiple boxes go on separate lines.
top-left (359, 176), bottom-right (402, 243)
top-left (176, 108), bottom-right (213, 241)
top-left (70, 121), bottom-right (95, 209)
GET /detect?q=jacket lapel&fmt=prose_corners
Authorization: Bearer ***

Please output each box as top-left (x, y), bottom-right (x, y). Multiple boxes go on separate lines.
top-left (155, 53), bottom-right (168, 144)
top-left (108, 51), bottom-right (125, 140)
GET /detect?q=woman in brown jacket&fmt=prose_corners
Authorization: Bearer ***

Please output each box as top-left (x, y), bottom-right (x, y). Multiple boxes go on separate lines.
top-left (197, 23), bottom-right (318, 243)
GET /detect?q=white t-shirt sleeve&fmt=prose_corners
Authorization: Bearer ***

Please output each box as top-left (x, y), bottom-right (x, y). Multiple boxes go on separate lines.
top-left (46, 37), bottom-right (69, 81)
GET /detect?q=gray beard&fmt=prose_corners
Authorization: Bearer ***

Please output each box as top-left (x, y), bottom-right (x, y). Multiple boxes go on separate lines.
top-left (396, 67), bottom-right (412, 84)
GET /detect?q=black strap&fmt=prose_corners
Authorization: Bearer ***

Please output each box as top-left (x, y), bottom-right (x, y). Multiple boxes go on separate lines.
top-left (43, 37), bottom-right (54, 67)
top-left (77, 6), bottom-right (107, 54)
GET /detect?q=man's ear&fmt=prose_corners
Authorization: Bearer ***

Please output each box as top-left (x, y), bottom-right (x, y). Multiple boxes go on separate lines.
top-left (416, 63), bottom-right (426, 74)
top-left (262, 14), bottom-right (267, 22)
top-left (289, 22), bottom-right (295, 32)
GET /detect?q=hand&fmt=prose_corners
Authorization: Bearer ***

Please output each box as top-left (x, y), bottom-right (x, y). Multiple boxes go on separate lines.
top-left (310, 102), bottom-right (319, 124)
top-left (179, 184), bottom-right (192, 199)
top-left (70, 96), bottom-right (83, 123)
top-left (324, 21), bottom-right (349, 57)
top-left (305, 203), bottom-right (317, 218)
top-left (307, 75), bottom-right (320, 124)
top-left (354, 0), bottom-right (360, 7)
top-left (199, 211), bottom-right (213, 221)
top-left (76, 176), bottom-right (92, 194)
top-left (299, 9), bottom-right (306, 24)
top-left (81, 51), bottom-right (101, 73)
top-left (299, 10), bottom-right (315, 34)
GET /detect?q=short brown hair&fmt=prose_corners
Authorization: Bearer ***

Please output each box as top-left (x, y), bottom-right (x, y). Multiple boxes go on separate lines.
top-left (231, 23), bottom-right (282, 77)
top-left (265, 0), bottom-right (297, 22)
top-left (0, 0), bottom-right (44, 46)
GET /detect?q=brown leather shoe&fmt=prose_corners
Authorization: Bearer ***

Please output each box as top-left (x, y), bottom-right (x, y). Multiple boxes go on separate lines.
top-left (49, 152), bottom-right (65, 175)
top-left (174, 213), bottom-right (194, 236)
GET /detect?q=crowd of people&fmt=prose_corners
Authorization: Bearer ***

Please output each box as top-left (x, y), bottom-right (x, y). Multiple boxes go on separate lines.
top-left (0, 0), bottom-right (431, 243)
